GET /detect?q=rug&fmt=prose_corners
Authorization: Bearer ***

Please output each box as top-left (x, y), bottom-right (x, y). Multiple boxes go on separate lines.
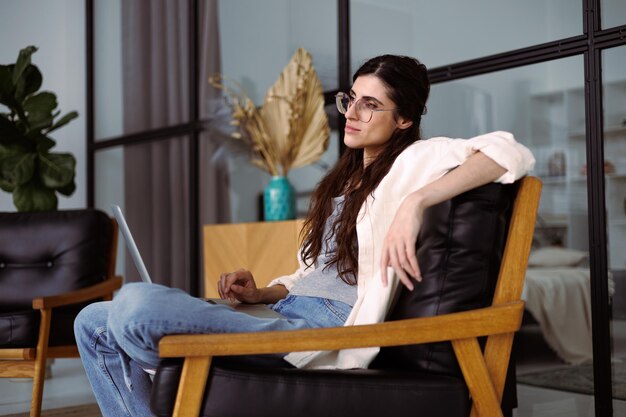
top-left (518, 361), bottom-right (626, 400)
top-left (3, 403), bottom-right (101, 417)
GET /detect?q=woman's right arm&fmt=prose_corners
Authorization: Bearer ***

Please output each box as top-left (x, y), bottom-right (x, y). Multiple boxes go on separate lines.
top-left (218, 268), bottom-right (288, 304)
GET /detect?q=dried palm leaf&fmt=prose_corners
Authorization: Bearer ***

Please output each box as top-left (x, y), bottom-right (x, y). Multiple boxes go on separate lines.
top-left (209, 48), bottom-right (330, 177)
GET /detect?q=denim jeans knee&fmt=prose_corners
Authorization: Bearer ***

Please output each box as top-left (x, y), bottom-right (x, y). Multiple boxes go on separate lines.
top-left (74, 301), bottom-right (109, 346)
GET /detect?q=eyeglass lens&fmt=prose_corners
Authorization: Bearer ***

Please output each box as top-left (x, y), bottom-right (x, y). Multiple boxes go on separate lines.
top-left (335, 93), bottom-right (372, 123)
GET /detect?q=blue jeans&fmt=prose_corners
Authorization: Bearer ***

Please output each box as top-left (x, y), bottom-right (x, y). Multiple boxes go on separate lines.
top-left (74, 282), bottom-right (352, 417)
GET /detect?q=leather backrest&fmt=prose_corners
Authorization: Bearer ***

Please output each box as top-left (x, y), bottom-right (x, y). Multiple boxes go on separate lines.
top-left (0, 209), bottom-right (113, 312)
top-left (374, 182), bottom-right (515, 375)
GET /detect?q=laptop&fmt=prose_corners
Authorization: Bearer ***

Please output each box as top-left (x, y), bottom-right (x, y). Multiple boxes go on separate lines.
top-left (111, 205), bottom-right (282, 318)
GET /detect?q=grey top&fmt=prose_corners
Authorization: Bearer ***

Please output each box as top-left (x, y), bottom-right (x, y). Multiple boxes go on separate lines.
top-left (289, 196), bottom-right (358, 306)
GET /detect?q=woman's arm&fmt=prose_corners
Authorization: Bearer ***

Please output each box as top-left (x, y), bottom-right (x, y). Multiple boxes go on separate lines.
top-left (218, 268), bottom-right (289, 304)
top-left (380, 151), bottom-right (507, 290)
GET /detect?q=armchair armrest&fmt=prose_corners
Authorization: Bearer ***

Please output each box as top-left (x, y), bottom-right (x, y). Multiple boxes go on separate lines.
top-left (159, 301), bottom-right (524, 358)
top-left (32, 276), bottom-right (123, 310)
top-left (161, 302), bottom-right (524, 417)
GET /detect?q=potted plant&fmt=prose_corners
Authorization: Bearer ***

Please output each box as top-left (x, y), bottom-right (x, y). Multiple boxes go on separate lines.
top-left (209, 48), bottom-right (330, 221)
top-left (0, 45), bottom-right (78, 211)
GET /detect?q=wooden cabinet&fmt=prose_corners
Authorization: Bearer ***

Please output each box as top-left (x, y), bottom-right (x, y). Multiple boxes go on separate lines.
top-left (203, 220), bottom-right (304, 298)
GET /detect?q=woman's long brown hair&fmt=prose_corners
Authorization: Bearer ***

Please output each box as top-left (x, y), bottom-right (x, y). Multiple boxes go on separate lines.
top-left (300, 55), bottom-right (430, 284)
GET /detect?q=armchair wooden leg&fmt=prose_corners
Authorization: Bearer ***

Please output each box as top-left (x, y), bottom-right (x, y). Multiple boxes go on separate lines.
top-left (482, 332), bottom-right (515, 403)
top-left (172, 357), bottom-right (212, 417)
top-left (30, 308), bottom-right (52, 417)
top-left (452, 338), bottom-right (502, 417)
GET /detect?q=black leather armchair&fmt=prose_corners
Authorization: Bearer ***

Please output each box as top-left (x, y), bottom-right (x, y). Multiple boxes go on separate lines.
top-left (0, 209), bottom-right (122, 417)
top-left (151, 177), bottom-right (541, 417)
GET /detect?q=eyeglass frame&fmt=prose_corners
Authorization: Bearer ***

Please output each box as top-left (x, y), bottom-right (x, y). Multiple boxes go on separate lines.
top-left (335, 92), bottom-right (397, 123)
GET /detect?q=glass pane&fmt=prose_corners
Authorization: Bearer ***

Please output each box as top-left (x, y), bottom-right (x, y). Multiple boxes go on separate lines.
top-left (95, 137), bottom-right (192, 291)
top-left (219, 0), bottom-right (338, 105)
top-left (423, 56), bottom-right (596, 415)
top-left (601, 0), bottom-right (626, 29)
top-left (351, 0), bottom-right (582, 69)
top-left (95, 146), bottom-right (126, 278)
top-left (603, 45), bottom-right (626, 415)
top-left (93, 0), bottom-right (123, 139)
top-left (94, 0), bottom-right (190, 140)
top-left (217, 0), bottom-right (340, 223)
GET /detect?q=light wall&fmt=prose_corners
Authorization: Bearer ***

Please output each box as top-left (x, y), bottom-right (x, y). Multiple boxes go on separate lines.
top-left (0, 0), bottom-right (86, 212)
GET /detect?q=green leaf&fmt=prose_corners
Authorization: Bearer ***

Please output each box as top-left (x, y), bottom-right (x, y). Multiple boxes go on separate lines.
top-left (0, 65), bottom-right (14, 102)
top-left (56, 178), bottom-right (76, 196)
top-left (38, 152), bottom-right (75, 188)
top-left (0, 151), bottom-right (36, 188)
top-left (0, 181), bottom-right (15, 193)
top-left (0, 66), bottom-right (22, 114)
top-left (23, 91), bottom-right (57, 130)
top-left (24, 92), bottom-right (56, 116)
top-left (13, 46), bottom-right (37, 84)
top-left (0, 114), bottom-right (22, 145)
top-left (46, 111), bottom-right (78, 134)
top-left (35, 135), bottom-right (56, 153)
top-left (13, 65), bottom-right (43, 104)
top-left (13, 180), bottom-right (57, 212)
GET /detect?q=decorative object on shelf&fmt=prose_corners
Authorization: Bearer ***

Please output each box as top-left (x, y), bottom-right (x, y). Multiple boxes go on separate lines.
top-left (548, 151), bottom-right (566, 177)
top-left (209, 48), bottom-right (330, 221)
top-left (580, 160), bottom-right (615, 176)
top-left (0, 46), bottom-right (78, 211)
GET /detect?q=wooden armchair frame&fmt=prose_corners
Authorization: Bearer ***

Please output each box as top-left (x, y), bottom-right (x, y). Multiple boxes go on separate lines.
top-left (159, 176), bottom-right (542, 417)
top-left (0, 218), bottom-right (123, 417)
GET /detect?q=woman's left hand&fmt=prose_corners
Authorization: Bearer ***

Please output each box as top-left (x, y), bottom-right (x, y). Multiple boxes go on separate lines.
top-left (380, 192), bottom-right (425, 290)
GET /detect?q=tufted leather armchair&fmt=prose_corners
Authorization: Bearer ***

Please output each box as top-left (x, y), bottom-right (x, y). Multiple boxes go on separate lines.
top-left (151, 177), bottom-right (541, 417)
top-left (0, 209), bottom-right (122, 417)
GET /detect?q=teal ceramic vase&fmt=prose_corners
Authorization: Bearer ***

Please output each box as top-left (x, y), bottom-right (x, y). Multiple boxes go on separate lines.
top-left (264, 176), bottom-right (296, 221)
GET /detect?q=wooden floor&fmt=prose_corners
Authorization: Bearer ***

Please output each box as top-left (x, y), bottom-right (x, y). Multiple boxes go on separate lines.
top-left (0, 359), bottom-right (96, 416)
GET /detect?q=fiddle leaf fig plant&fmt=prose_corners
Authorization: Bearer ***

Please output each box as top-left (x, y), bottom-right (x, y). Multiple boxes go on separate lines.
top-left (0, 45), bottom-right (78, 211)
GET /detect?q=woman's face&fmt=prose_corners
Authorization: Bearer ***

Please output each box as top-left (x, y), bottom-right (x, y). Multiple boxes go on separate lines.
top-left (343, 75), bottom-right (412, 163)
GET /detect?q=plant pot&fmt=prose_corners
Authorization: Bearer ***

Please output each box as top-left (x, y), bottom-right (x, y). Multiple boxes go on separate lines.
top-left (264, 176), bottom-right (296, 221)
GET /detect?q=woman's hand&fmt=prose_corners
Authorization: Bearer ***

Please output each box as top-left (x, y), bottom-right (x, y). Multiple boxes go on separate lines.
top-left (380, 152), bottom-right (508, 290)
top-left (380, 192), bottom-right (425, 291)
top-left (218, 268), bottom-right (262, 303)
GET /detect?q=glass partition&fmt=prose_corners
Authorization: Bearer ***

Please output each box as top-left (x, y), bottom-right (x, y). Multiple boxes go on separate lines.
top-left (218, 0), bottom-right (339, 222)
top-left (603, 45), bottom-right (626, 415)
top-left (423, 56), bottom-right (596, 415)
top-left (94, 0), bottom-right (191, 139)
top-left (601, 0), bottom-right (626, 29)
top-left (351, 0), bottom-right (582, 69)
top-left (93, 0), bottom-right (123, 139)
top-left (94, 145), bottom-right (125, 277)
top-left (219, 0), bottom-right (338, 103)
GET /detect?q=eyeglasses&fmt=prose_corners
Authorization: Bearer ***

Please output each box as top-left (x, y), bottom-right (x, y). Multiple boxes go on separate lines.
top-left (335, 92), bottom-right (396, 123)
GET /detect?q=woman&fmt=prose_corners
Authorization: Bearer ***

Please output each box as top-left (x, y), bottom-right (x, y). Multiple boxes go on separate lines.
top-left (75, 55), bottom-right (534, 416)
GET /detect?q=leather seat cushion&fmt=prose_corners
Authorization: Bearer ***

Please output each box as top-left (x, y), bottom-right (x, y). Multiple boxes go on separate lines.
top-left (0, 304), bottom-right (88, 348)
top-left (151, 359), bottom-right (469, 417)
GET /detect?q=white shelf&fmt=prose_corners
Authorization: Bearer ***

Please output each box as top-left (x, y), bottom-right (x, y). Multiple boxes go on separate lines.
top-left (540, 176), bottom-right (567, 185)
top-left (569, 125), bottom-right (626, 139)
top-left (530, 79), bottom-right (626, 257)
